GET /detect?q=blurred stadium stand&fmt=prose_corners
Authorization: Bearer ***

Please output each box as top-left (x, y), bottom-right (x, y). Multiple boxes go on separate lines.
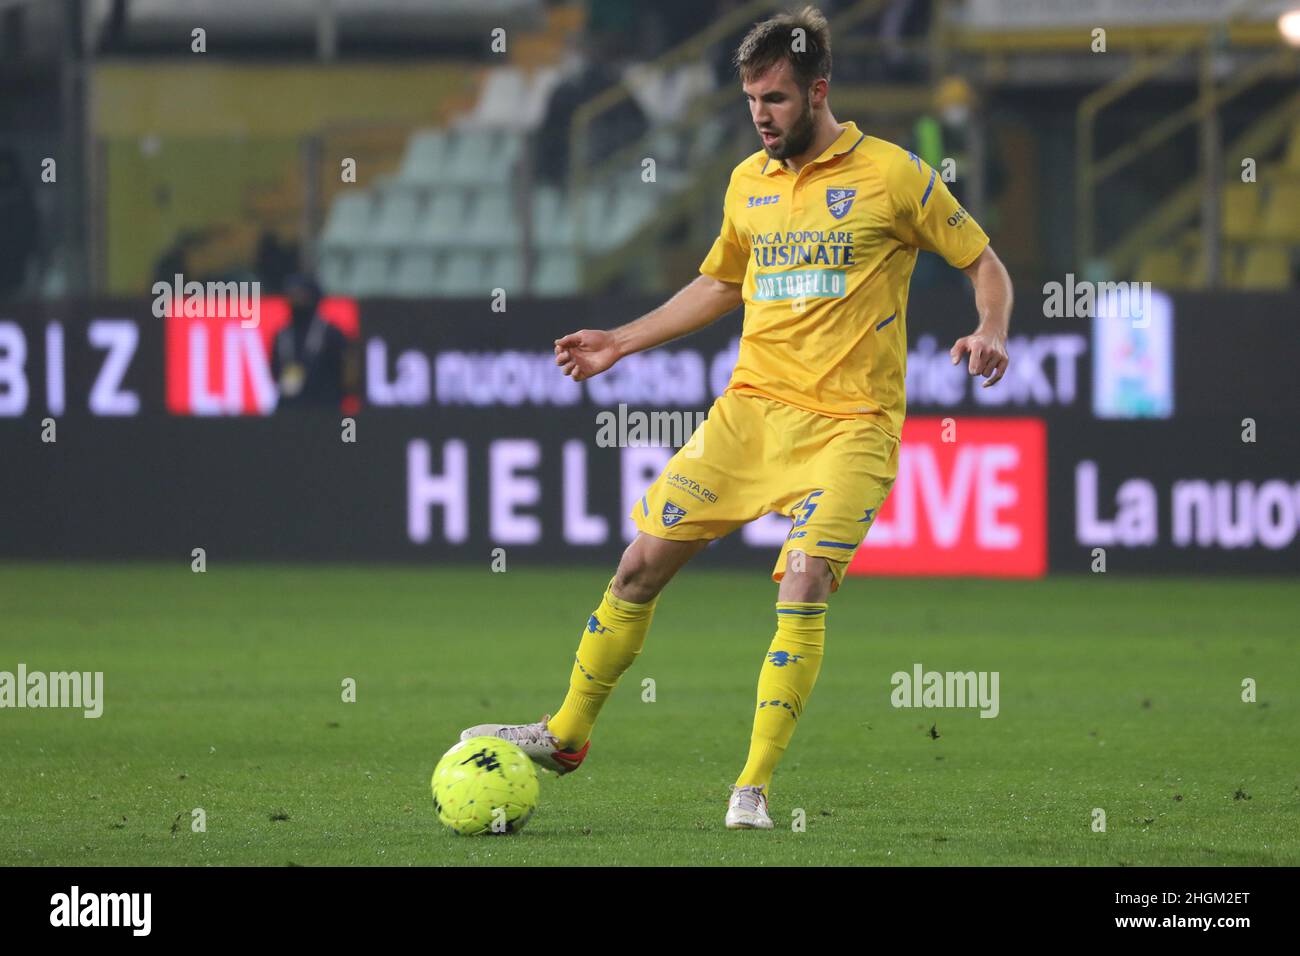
top-left (1, 0), bottom-right (1299, 301)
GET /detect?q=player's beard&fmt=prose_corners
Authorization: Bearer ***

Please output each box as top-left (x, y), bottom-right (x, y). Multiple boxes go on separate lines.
top-left (763, 93), bottom-right (816, 161)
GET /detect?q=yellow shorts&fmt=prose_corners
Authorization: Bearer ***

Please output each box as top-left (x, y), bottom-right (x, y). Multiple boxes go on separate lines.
top-left (630, 390), bottom-right (900, 592)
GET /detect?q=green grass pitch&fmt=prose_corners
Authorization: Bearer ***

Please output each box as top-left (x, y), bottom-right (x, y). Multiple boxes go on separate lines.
top-left (1, 564), bottom-right (1296, 866)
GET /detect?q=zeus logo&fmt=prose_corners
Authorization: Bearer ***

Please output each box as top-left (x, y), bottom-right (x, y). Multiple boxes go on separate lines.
top-left (586, 614), bottom-right (612, 635)
top-left (758, 698), bottom-right (798, 718)
top-left (461, 748), bottom-right (502, 773)
top-left (747, 194), bottom-right (779, 207)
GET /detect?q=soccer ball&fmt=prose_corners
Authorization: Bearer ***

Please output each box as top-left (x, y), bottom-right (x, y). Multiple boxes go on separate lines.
top-left (431, 736), bottom-right (539, 835)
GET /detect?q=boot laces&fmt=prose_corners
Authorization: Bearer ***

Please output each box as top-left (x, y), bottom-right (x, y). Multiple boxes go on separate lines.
top-left (731, 784), bottom-right (767, 813)
top-left (497, 715), bottom-right (558, 749)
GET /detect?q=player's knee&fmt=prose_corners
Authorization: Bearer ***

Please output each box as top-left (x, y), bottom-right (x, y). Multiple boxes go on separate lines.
top-left (612, 547), bottom-right (670, 604)
top-left (780, 553), bottom-right (834, 603)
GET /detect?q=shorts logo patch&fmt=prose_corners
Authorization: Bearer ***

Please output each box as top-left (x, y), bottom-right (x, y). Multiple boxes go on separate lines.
top-left (792, 490), bottom-right (824, 529)
top-left (662, 501), bottom-right (688, 528)
top-left (826, 187), bottom-right (857, 220)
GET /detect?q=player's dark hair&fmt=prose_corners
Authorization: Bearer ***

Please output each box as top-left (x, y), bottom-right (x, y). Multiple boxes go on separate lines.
top-left (734, 5), bottom-right (832, 91)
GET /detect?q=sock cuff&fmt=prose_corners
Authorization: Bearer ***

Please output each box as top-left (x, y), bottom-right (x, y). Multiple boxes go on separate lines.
top-left (604, 578), bottom-right (659, 615)
top-left (776, 601), bottom-right (828, 617)
top-left (776, 602), bottom-right (827, 636)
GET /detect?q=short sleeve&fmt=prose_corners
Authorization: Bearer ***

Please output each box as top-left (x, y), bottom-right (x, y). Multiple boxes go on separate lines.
top-left (699, 178), bottom-right (750, 285)
top-left (888, 148), bottom-right (989, 269)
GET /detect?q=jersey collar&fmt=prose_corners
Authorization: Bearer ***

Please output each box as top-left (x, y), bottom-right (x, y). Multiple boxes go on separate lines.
top-left (761, 121), bottom-right (865, 176)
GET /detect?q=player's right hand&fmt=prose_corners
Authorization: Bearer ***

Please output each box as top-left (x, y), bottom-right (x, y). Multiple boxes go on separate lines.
top-left (554, 330), bottom-right (620, 382)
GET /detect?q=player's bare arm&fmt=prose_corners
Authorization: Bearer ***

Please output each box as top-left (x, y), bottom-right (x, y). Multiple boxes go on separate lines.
top-left (950, 244), bottom-right (1013, 387)
top-left (553, 274), bottom-right (742, 382)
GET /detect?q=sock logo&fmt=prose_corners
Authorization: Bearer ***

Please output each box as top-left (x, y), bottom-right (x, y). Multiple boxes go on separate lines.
top-left (758, 698), bottom-right (798, 719)
top-left (766, 650), bottom-right (804, 667)
top-left (575, 655), bottom-right (595, 681)
top-left (662, 501), bottom-right (688, 528)
top-left (586, 614), bottom-right (612, 635)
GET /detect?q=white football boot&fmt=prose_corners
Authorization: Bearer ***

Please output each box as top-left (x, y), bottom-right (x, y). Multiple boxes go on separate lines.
top-left (726, 784), bottom-right (774, 829)
top-left (458, 713), bottom-right (590, 776)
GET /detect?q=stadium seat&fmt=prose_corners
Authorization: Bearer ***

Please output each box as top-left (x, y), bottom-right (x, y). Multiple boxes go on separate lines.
top-left (1236, 244), bottom-right (1291, 290)
top-left (444, 130), bottom-right (522, 185)
top-left (458, 68), bottom-right (562, 132)
top-left (437, 250), bottom-right (489, 296)
top-left (457, 65), bottom-right (561, 130)
top-left (458, 69), bottom-right (530, 130)
top-left (1221, 183), bottom-right (1262, 242)
top-left (349, 249), bottom-right (394, 296)
top-left (531, 186), bottom-right (575, 245)
top-left (484, 251), bottom-right (524, 291)
top-left (464, 191), bottom-right (521, 246)
top-left (576, 185), bottom-right (614, 249)
top-left (1260, 181), bottom-right (1300, 240)
top-left (372, 190), bottom-right (425, 246)
top-left (532, 250), bottom-right (580, 296)
top-left (393, 249), bottom-right (439, 296)
top-left (1135, 247), bottom-right (1185, 288)
top-left (416, 190), bottom-right (471, 247)
top-left (488, 132), bottom-right (524, 182)
top-left (440, 130), bottom-right (486, 186)
top-left (606, 187), bottom-right (657, 245)
top-left (399, 130), bottom-right (449, 184)
top-left (317, 249), bottom-right (351, 293)
top-left (320, 192), bottom-right (374, 249)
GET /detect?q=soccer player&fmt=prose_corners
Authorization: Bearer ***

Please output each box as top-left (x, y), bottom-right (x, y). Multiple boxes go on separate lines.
top-left (462, 5), bottom-right (1013, 829)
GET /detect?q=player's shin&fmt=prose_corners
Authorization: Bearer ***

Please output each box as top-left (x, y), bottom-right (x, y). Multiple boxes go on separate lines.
top-left (736, 602), bottom-right (827, 790)
top-left (548, 578), bottom-right (658, 750)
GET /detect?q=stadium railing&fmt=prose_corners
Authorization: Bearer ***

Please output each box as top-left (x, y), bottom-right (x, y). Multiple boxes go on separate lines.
top-left (1075, 0), bottom-right (1300, 286)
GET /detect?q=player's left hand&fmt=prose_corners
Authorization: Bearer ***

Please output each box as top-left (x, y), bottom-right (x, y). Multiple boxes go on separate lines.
top-left (950, 331), bottom-right (1009, 388)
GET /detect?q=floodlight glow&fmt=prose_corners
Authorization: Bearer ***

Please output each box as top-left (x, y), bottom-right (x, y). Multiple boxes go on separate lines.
top-left (1279, 9), bottom-right (1300, 47)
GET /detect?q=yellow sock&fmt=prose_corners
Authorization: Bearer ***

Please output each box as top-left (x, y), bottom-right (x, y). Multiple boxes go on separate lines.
top-left (548, 579), bottom-right (658, 750)
top-left (735, 601), bottom-right (826, 791)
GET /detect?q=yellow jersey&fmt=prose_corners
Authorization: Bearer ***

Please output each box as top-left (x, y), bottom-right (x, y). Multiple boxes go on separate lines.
top-left (699, 121), bottom-right (989, 437)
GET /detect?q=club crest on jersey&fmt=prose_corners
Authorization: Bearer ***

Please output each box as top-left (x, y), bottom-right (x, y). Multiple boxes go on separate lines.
top-left (826, 187), bottom-right (856, 220)
top-left (662, 501), bottom-right (688, 528)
